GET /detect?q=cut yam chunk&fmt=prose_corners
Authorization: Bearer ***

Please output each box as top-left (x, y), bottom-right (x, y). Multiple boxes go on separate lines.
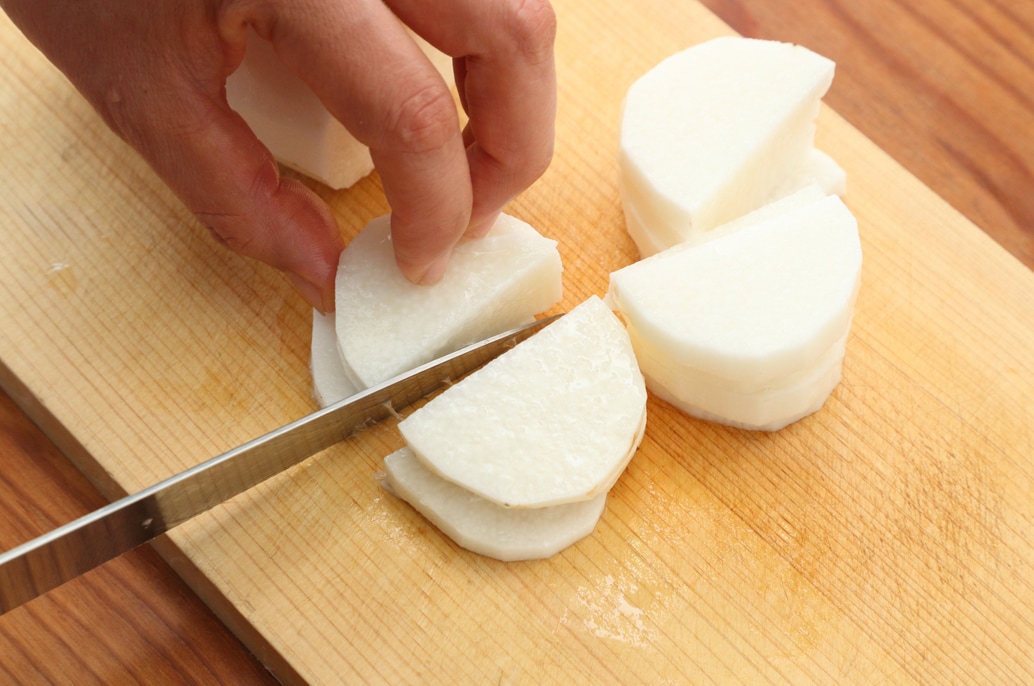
top-left (607, 193), bottom-right (861, 430)
top-left (609, 194), bottom-right (861, 383)
top-left (226, 28), bottom-right (453, 189)
top-left (310, 310), bottom-right (359, 407)
top-left (383, 447), bottom-right (607, 562)
top-left (628, 323), bottom-right (850, 431)
top-left (626, 185), bottom-right (828, 263)
top-left (398, 296), bottom-right (647, 508)
top-left (335, 213), bottom-right (563, 389)
top-left (619, 36), bottom-right (843, 256)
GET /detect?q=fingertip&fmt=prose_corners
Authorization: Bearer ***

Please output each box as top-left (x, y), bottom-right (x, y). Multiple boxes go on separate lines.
top-left (203, 169), bottom-right (343, 311)
top-left (465, 210), bottom-right (501, 240)
top-left (260, 176), bottom-right (343, 309)
top-left (396, 250), bottom-right (451, 285)
top-left (385, 193), bottom-right (469, 286)
top-left (288, 271), bottom-right (336, 313)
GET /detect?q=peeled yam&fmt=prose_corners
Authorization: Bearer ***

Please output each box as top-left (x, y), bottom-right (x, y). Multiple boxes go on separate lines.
top-left (610, 195), bottom-right (861, 383)
top-left (398, 296), bottom-right (647, 508)
top-left (310, 311), bottom-right (358, 407)
top-left (619, 36), bottom-right (843, 256)
top-left (335, 213), bottom-right (562, 389)
top-left (383, 447), bottom-right (607, 562)
top-left (227, 28), bottom-right (453, 189)
top-left (607, 193), bottom-right (861, 430)
top-left (628, 323), bottom-right (850, 431)
top-left (626, 185), bottom-right (828, 264)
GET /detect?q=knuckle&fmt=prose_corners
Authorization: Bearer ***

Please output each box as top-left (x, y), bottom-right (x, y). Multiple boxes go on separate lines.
top-left (198, 213), bottom-right (248, 254)
top-left (94, 82), bottom-right (150, 149)
top-left (194, 155), bottom-right (280, 256)
top-left (525, 142), bottom-right (555, 182)
top-left (484, 121), bottom-right (555, 186)
top-left (505, 142), bottom-right (554, 188)
top-left (386, 81), bottom-right (459, 153)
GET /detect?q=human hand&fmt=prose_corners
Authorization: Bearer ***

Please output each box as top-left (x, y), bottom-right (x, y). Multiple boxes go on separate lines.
top-left (1, 0), bottom-right (557, 311)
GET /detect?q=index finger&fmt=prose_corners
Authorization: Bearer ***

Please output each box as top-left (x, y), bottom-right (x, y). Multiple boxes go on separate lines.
top-left (386, 0), bottom-right (558, 235)
top-left (243, 0), bottom-right (474, 284)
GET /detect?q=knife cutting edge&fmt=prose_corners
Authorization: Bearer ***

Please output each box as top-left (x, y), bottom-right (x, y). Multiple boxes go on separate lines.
top-left (0, 314), bottom-right (562, 614)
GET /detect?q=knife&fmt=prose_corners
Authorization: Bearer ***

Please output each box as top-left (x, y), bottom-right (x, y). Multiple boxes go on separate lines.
top-left (0, 314), bottom-right (561, 614)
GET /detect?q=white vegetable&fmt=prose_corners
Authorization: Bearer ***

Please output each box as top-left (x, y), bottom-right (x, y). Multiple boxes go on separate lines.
top-left (619, 36), bottom-right (843, 256)
top-left (310, 310), bottom-right (359, 407)
top-left (383, 447), bottom-right (607, 562)
top-left (607, 193), bottom-right (861, 430)
top-left (226, 29), bottom-right (453, 189)
top-left (627, 184), bottom-right (828, 263)
top-left (335, 213), bottom-right (563, 389)
top-left (398, 296), bottom-right (647, 508)
top-left (627, 323), bottom-right (850, 431)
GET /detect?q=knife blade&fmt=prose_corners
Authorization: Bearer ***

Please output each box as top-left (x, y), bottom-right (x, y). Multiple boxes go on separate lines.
top-left (0, 314), bottom-right (561, 614)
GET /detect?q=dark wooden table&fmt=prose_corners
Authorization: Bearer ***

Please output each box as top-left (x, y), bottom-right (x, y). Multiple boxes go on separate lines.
top-left (2, 1), bottom-right (1031, 683)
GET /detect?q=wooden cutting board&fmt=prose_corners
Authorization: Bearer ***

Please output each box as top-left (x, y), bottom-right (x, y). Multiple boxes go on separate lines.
top-left (2, 1), bottom-right (1032, 683)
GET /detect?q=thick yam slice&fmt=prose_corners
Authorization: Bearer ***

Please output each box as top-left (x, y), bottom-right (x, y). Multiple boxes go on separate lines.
top-left (623, 185), bottom-right (828, 264)
top-left (383, 447), bottom-right (607, 562)
top-left (628, 323), bottom-right (850, 431)
top-left (310, 311), bottom-right (358, 407)
top-left (398, 296), bottom-right (647, 508)
top-left (226, 33), bottom-right (373, 189)
top-left (607, 195), bottom-right (861, 429)
top-left (609, 195), bottom-right (861, 384)
top-left (619, 36), bottom-right (842, 255)
top-left (335, 213), bottom-right (563, 389)
top-left (226, 29), bottom-right (452, 189)
top-left (621, 155), bottom-right (842, 259)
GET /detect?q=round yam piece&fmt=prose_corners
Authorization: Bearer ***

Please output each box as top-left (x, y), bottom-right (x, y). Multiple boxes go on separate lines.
top-left (310, 310), bottom-right (358, 407)
top-left (335, 213), bottom-right (562, 389)
top-left (398, 296), bottom-right (647, 508)
top-left (383, 447), bottom-right (607, 562)
top-left (627, 322), bottom-right (850, 431)
top-left (608, 195), bottom-right (862, 387)
top-left (226, 28), bottom-right (453, 189)
top-left (619, 36), bottom-right (840, 252)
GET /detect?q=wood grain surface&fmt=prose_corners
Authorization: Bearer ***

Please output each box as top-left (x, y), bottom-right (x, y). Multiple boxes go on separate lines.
top-left (1, 0), bottom-right (1032, 684)
top-left (0, 393), bottom-right (279, 685)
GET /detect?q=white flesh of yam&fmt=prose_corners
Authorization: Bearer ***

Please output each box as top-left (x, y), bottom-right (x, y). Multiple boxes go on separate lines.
top-left (627, 323), bottom-right (850, 431)
top-left (226, 29), bottom-right (453, 189)
top-left (335, 213), bottom-right (563, 389)
top-left (607, 194), bottom-right (861, 430)
top-left (619, 36), bottom-right (843, 256)
top-left (398, 296), bottom-right (647, 509)
top-left (383, 447), bottom-right (607, 562)
top-left (310, 311), bottom-right (359, 407)
top-left (622, 147), bottom-right (844, 260)
top-left (627, 185), bottom-right (828, 263)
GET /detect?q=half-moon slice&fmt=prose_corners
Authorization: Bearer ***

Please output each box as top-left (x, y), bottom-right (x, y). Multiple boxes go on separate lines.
top-left (383, 447), bottom-right (607, 562)
top-left (310, 310), bottom-right (358, 407)
top-left (398, 296), bottom-right (647, 508)
top-left (335, 213), bottom-right (563, 389)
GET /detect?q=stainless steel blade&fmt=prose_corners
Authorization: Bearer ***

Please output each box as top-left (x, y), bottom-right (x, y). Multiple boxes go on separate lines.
top-left (0, 314), bottom-right (561, 613)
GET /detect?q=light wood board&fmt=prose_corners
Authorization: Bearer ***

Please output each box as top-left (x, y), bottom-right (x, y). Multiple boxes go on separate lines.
top-left (1, 1), bottom-right (1032, 683)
